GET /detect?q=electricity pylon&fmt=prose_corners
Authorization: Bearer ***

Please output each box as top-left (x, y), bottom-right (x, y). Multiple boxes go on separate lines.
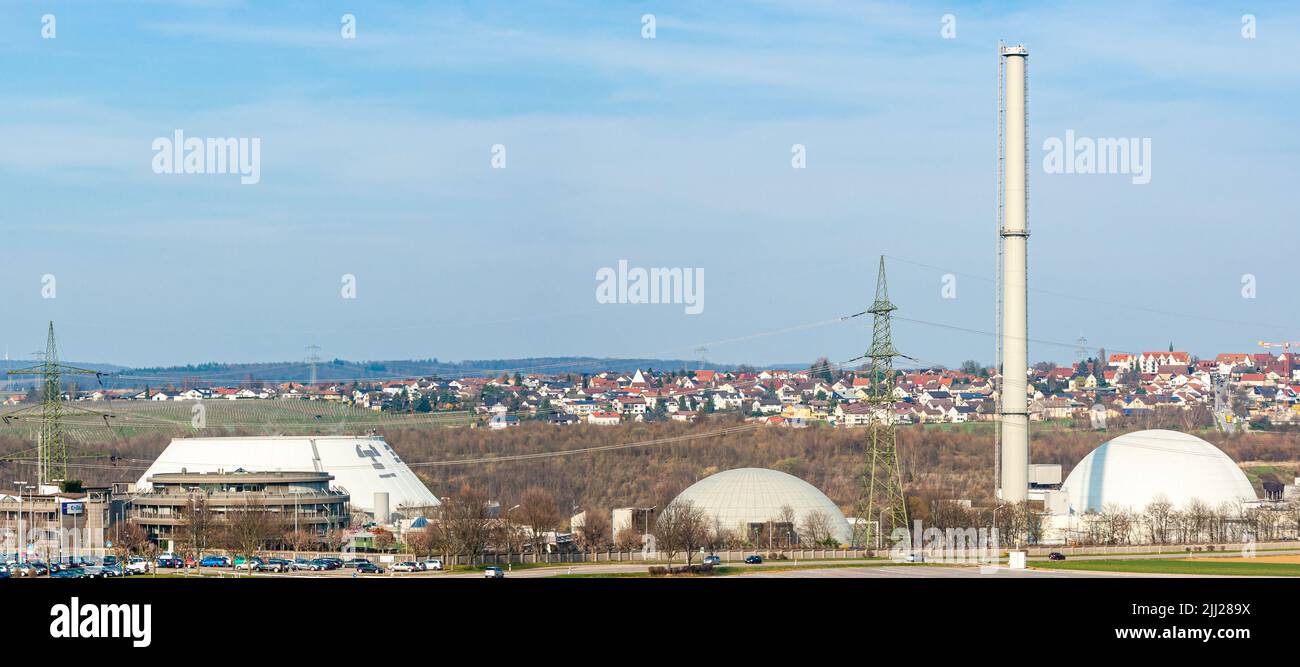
top-left (854, 257), bottom-right (909, 548)
top-left (306, 344), bottom-right (322, 386)
top-left (4, 322), bottom-right (107, 485)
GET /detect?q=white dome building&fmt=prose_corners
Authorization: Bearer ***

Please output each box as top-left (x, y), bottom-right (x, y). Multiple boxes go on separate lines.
top-left (670, 468), bottom-right (852, 544)
top-left (1061, 429), bottom-right (1256, 514)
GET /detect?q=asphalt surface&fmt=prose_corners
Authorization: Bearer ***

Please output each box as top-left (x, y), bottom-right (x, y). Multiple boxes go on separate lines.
top-left (43, 549), bottom-right (1295, 579)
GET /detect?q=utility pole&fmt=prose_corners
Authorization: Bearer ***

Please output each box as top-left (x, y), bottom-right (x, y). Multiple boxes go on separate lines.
top-left (306, 344), bottom-right (322, 387)
top-left (694, 346), bottom-right (708, 372)
top-left (5, 322), bottom-right (106, 486)
top-left (854, 257), bottom-right (909, 549)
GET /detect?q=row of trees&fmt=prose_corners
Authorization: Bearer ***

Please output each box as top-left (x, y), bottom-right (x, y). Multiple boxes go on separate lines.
top-left (922, 494), bottom-right (1300, 547)
top-left (1075, 497), bottom-right (1300, 546)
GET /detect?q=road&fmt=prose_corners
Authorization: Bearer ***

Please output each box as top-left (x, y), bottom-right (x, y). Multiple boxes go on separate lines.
top-left (147, 550), bottom-right (1299, 579)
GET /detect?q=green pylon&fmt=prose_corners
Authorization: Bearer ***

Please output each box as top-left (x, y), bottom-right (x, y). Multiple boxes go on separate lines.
top-left (5, 322), bottom-right (102, 485)
top-left (854, 257), bottom-right (909, 548)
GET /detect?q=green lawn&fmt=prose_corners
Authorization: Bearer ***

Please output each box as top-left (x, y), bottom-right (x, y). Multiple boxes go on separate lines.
top-left (554, 560), bottom-right (918, 578)
top-left (1036, 558), bottom-right (1300, 577)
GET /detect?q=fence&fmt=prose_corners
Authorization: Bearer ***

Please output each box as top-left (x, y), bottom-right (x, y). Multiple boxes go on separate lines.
top-left (250, 547), bottom-right (876, 567)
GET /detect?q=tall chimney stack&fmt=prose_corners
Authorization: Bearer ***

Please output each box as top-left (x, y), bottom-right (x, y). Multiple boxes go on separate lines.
top-left (999, 44), bottom-right (1029, 503)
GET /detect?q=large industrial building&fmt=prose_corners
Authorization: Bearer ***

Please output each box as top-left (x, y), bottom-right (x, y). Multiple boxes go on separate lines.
top-left (130, 470), bottom-right (351, 550)
top-left (1, 485), bottom-right (120, 563)
top-left (670, 468), bottom-right (853, 545)
top-left (1038, 429), bottom-right (1260, 543)
top-left (135, 435), bottom-right (439, 522)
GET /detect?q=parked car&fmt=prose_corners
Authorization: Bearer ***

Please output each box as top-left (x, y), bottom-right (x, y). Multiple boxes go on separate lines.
top-left (318, 557), bottom-right (344, 569)
top-left (0, 566), bottom-right (9, 579)
top-left (51, 567), bottom-right (87, 579)
top-left (156, 556), bottom-right (183, 569)
top-left (126, 557), bottom-right (150, 574)
top-left (291, 558), bottom-right (318, 571)
top-left (236, 557), bottom-right (265, 570)
top-left (29, 561), bottom-right (49, 576)
top-left (255, 558), bottom-right (291, 572)
top-left (199, 555), bottom-right (230, 568)
top-left (342, 558), bottom-right (371, 568)
top-left (904, 553), bottom-right (925, 563)
top-left (392, 562), bottom-right (420, 572)
top-left (744, 555), bottom-right (763, 564)
top-left (1047, 552), bottom-right (1066, 561)
top-left (310, 558), bottom-right (337, 570)
top-left (355, 562), bottom-right (384, 574)
top-left (421, 559), bottom-right (444, 572)
top-left (12, 563), bottom-right (39, 577)
top-left (702, 555), bottom-right (722, 566)
top-left (483, 566), bottom-right (505, 579)
top-left (99, 564), bottom-right (126, 578)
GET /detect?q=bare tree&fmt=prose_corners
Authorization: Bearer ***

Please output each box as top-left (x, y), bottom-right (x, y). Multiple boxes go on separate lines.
top-left (321, 528), bottom-right (350, 555)
top-left (798, 509), bottom-right (837, 547)
top-left (518, 487), bottom-right (560, 555)
top-left (176, 494), bottom-right (217, 562)
top-left (114, 522), bottom-right (150, 563)
top-left (776, 504), bottom-right (796, 547)
top-left (405, 528), bottom-right (436, 560)
top-left (707, 515), bottom-right (741, 550)
top-left (1183, 498), bottom-right (1210, 543)
top-left (576, 508), bottom-right (611, 553)
top-left (655, 500), bottom-right (710, 568)
top-left (219, 496), bottom-right (284, 567)
top-left (1143, 496), bottom-right (1174, 544)
top-left (440, 486), bottom-right (494, 566)
top-left (614, 526), bottom-right (643, 551)
top-left (1100, 503), bottom-right (1134, 544)
top-left (285, 528), bottom-right (314, 555)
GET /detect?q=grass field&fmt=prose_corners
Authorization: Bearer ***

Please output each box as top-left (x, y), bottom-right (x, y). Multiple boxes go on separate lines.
top-left (0, 399), bottom-right (472, 439)
top-left (554, 559), bottom-right (905, 578)
top-left (1035, 557), bottom-right (1300, 577)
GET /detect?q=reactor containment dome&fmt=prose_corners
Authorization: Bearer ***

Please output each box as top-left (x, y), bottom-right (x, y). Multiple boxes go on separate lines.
top-left (135, 435), bottom-right (439, 516)
top-left (671, 468), bottom-right (853, 544)
top-left (1060, 429), bottom-right (1256, 514)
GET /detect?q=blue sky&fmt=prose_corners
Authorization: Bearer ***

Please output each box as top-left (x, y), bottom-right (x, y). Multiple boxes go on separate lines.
top-left (1, 0), bottom-right (1298, 368)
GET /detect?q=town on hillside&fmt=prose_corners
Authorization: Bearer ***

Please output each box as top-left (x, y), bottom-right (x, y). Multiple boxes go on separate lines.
top-left (8, 349), bottom-right (1299, 431)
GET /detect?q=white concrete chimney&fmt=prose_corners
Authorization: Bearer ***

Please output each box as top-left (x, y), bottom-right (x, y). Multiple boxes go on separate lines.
top-left (999, 44), bottom-right (1030, 503)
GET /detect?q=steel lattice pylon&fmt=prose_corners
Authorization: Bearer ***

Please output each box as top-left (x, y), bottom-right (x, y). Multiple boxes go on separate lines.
top-left (854, 257), bottom-right (909, 548)
top-left (4, 321), bottom-right (105, 485)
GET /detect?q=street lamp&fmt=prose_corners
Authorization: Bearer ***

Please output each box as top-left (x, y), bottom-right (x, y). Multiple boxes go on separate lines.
top-left (13, 481), bottom-right (25, 562)
top-left (991, 503), bottom-right (1012, 564)
top-left (51, 478), bottom-right (66, 565)
top-left (505, 504), bottom-right (520, 569)
top-left (644, 506), bottom-right (657, 557)
top-left (22, 484), bottom-right (37, 563)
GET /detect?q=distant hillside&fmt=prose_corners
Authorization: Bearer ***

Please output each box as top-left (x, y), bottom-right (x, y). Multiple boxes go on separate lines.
top-left (0, 359), bottom-right (128, 391)
top-left (103, 357), bottom-right (785, 388)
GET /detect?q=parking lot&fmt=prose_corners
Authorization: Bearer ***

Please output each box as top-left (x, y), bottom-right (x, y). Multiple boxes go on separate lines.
top-left (1, 555), bottom-right (457, 579)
